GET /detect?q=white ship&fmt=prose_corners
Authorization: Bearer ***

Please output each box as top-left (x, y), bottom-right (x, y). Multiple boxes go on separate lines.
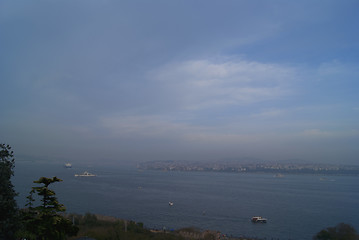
top-left (75, 171), bottom-right (96, 177)
top-left (251, 216), bottom-right (267, 223)
top-left (65, 163), bottom-right (72, 168)
top-left (274, 173), bottom-right (284, 178)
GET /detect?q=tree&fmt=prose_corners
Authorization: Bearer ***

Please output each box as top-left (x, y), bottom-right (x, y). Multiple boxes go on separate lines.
top-left (313, 223), bottom-right (359, 240)
top-left (20, 176), bottom-right (78, 240)
top-left (0, 143), bottom-right (19, 240)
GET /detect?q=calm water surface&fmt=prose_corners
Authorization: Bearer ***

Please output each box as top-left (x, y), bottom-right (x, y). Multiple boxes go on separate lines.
top-left (13, 160), bottom-right (359, 240)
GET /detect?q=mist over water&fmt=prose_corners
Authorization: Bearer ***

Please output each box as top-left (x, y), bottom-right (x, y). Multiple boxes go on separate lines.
top-left (13, 160), bottom-right (359, 240)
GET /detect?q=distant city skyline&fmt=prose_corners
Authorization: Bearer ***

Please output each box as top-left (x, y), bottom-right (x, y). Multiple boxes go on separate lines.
top-left (138, 159), bottom-right (359, 175)
top-left (1, 1), bottom-right (358, 164)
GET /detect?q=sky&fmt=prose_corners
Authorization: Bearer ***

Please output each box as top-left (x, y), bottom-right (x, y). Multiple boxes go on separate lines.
top-left (1, 0), bottom-right (359, 165)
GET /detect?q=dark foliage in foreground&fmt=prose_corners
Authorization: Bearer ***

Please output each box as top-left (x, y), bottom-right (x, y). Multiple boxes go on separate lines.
top-left (0, 144), bottom-right (19, 240)
top-left (67, 213), bottom-right (185, 240)
top-left (67, 213), bottom-right (257, 240)
top-left (17, 177), bottom-right (78, 240)
top-left (313, 223), bottom-right (359, 240)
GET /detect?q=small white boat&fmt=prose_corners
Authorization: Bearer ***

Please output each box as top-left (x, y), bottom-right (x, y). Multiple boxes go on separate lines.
top-left (251, 216), bottom-right (267, 223)
top-left (274, 173), bottom-right (284, 178)
top-left (169, 202), bottom-right (174, 206)
top-left (65, 163), bottom-right (72, 168)
top-left (75, 171), bottom-right (96, 177)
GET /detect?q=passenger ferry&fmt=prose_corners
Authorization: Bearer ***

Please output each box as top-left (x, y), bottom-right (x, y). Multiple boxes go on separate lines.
top-left (65, 163), bottom-right (72, 168)
top-left (251, 216), bottom-right (267, 223)
top-left (75, 171), bottom-right (96, 177)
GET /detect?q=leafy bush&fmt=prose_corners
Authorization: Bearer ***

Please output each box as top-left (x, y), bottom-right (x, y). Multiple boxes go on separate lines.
top-left (313, 223), bottom-right (359, 240)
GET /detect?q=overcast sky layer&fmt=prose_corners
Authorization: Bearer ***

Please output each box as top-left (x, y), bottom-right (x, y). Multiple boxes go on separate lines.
top-left (1, 0), bottom-right (359, 164)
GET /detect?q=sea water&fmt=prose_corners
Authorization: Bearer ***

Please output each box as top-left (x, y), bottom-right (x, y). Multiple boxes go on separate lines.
top-left (13, 160), bottom-right (359, 240)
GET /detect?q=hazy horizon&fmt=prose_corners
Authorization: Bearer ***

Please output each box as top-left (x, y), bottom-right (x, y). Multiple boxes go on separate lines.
top-left (1, 1), bottom-right (359, 165)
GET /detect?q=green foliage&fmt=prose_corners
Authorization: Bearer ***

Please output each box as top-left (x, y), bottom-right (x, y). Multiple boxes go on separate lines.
top-left (177, 227), bottom-right (202, 233)
top-left (313, 223), bottom-right (359, 240)
top-left (83, 212), bottom-right (99, 227)
top-left (69, 213), bottom-right (185, 240)
top-left (203, 232), bottom-right (217, 240)
top-left (0, 143), bottom-right (19, 240)
top-left (19, 176), bottom-right (79, 240)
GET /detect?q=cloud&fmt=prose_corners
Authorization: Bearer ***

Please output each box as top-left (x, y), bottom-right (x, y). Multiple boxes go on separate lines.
top-left (99, 115), bottom-right (191, 139)
top-left (97, 113), bottom-right (267, 151)
top-left (93, 56), bottom-right (304, 145)
top-left (299, 129), bottom-right (359, 139)
top-left (250, 109), bottom-right (285, 118)
top-left (301, 129), bottom-right (332, 137)
top-left (151, 58), bottom-right (296, 110)
top-left (317, 60), bottom-right (359, 81)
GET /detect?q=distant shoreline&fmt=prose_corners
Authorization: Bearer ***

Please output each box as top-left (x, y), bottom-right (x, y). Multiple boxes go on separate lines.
top-left (137, 160), bottom-right (359, 176)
